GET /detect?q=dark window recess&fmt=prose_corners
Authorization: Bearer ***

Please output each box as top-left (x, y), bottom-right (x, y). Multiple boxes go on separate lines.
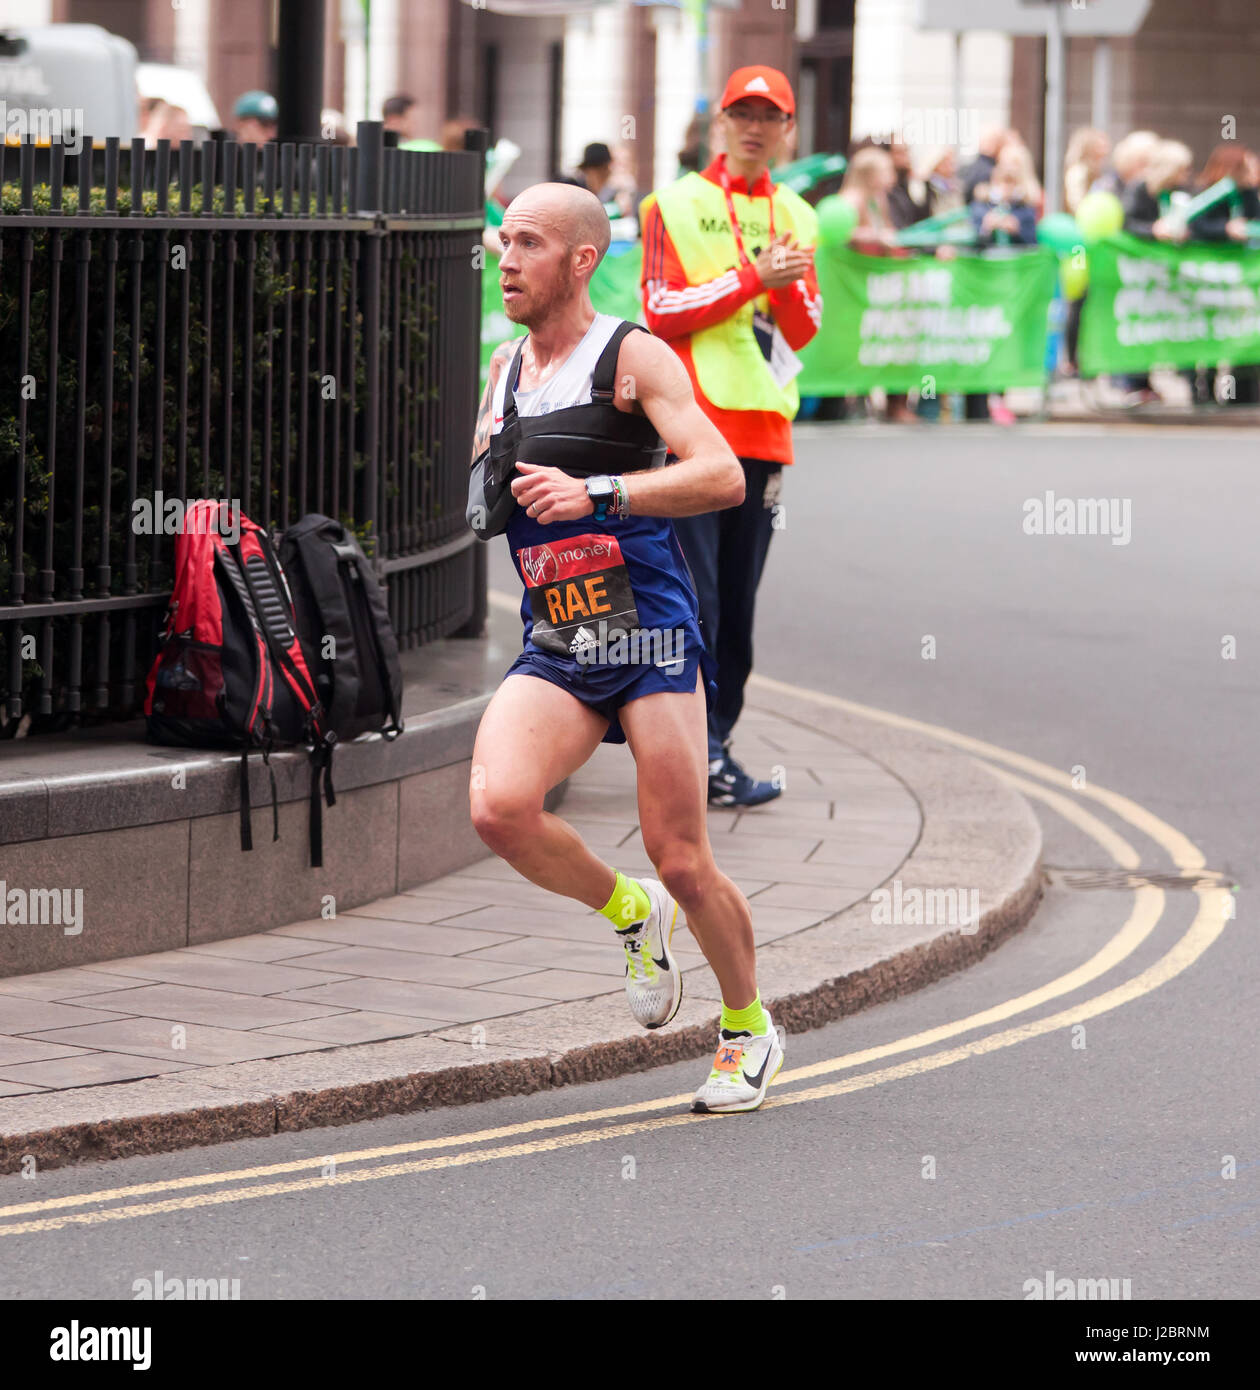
top-left (548, 40), bottom-right (563, 179)
top-left (819, 0), bottom-right (856, 29)
top-left (832, 56), bottom-right (852, 109)
top-left (483, 42), bottom-right (499, 145)
top-left (67, 0), bottom-right (146, 51)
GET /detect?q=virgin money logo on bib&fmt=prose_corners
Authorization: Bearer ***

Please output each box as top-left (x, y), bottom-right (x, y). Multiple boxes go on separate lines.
top-left (516, 533), bottom-right (642, 659)
top-left (519, 546), bottom-right (558, 586)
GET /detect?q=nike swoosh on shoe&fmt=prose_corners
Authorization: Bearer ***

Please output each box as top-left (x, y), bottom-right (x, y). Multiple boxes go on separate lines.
top-left (742, 1048), bottom-right (774, 1089)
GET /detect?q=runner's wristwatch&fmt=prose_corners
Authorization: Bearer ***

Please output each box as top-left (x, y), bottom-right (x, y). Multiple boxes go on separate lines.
top-left (585, 475), bottom-right (616, 522)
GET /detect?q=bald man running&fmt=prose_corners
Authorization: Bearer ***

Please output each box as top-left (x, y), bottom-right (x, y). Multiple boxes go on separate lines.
top-left (469, 183), bottom-right (785, 1113)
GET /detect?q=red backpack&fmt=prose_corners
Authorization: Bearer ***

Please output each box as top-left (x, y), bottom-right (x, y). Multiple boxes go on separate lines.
top-left (144, 501), bottom-right (337, 864)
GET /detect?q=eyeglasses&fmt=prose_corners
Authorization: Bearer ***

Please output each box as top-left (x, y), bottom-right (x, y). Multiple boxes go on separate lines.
top-left (724, 105), bottom-right (788, 127)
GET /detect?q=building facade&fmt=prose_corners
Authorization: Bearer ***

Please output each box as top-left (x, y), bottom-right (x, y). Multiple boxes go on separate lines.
top-left (2, 0), bottom-right (1255, 200)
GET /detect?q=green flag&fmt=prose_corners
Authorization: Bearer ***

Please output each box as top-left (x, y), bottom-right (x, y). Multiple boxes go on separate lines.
top-left (1079, 232), bottom-right (1260, 375)
top-left (797, 246), bottom-right (1058, 396)
top-left (588, 245), bottom-right (645, 323)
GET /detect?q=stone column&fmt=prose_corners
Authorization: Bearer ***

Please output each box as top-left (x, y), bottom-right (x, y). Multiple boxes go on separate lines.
top-left (206, 0), bottom-right (272, 131)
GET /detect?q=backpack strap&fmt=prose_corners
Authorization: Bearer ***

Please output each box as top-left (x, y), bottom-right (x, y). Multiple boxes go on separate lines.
top-left (261, 745), bottom-right (280, 844)
top-left (229, 540), bottom-right (330, 867)
top-left (309, 745), bottom-right (326, 868)
top-left (230, 542), bottom-right (325, 735)
top-left (363, 608), bottom-right (403, 739)
top-left (239, 751), bottom-right (253, 852)
top-left (489, 339), bottom-right (527, 487)
top-left (499, 335), bottom-right (529, 423)
top-left (328, 537), bottom-right (404, 739)
top-left (236, 746), bottom-right (278, 852)
top-left (504, 324), bottom-right (641, 411)
top-left (590, 321), bottom-right (646, 404)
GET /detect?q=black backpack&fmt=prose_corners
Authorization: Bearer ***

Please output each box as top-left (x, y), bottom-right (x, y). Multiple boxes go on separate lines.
top-left (279, 514), bottom-right (404, 743)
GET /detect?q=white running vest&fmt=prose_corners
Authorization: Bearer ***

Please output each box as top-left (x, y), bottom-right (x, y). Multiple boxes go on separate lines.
top-left (491, 313), bottom-right (623, 425)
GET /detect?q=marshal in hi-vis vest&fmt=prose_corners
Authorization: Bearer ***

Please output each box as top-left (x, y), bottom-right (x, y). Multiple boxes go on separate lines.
top-left (643, 171), bottom-right (818, 418)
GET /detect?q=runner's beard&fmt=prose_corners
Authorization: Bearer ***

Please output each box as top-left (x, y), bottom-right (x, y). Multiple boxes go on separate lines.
top-left (506, 271), bottom-right (569, 327)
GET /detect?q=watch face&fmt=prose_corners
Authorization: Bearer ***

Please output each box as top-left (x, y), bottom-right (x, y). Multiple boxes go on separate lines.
top-left (587, 476), bottom-right (614, 500)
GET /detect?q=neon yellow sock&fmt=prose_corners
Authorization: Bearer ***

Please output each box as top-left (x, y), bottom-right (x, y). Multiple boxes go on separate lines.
top-left (721, 992), bottom-right (769, 1036)
top-left (598, 871), bottom-right (652, 930)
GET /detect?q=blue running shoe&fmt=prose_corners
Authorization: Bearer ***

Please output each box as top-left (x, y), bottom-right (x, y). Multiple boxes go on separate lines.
top-left (707, 753), bottom-right (781, 809)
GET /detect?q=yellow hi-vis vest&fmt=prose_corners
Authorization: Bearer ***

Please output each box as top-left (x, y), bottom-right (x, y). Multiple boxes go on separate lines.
top-left (643, 171), bottom-right (818, 418)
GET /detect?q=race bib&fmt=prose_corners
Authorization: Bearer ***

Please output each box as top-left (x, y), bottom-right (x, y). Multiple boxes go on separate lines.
top-left (516, 533), bottom-right (642, 659)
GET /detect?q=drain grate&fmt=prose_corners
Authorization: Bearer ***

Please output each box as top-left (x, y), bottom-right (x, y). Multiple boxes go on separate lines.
top-left (1046, 867), bottom-right (1238, 893)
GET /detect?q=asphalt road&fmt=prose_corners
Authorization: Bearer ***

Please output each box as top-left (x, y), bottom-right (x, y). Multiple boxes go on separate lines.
top-left (1, 422), bottom-right (1255, 1304)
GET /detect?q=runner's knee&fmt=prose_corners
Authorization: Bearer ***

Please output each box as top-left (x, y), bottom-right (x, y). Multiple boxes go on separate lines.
top-left (470, 782), bottom-right (545, 857)
top-left (652, 845), bottom-right (713, 908)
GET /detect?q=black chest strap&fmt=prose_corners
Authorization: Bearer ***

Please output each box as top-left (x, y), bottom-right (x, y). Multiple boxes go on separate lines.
top-left (492, 320), bottom-right (666, 481)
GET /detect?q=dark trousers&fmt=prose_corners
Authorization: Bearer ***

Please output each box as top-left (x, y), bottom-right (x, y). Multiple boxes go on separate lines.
top-left (672, 458), bottom-right (780, 762)
top-left (1065, 295), bottom-right (1083, 367)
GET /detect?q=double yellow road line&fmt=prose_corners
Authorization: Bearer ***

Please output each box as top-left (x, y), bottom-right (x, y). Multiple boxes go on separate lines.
top-left (0, 678), bottom-right (1231, 1238)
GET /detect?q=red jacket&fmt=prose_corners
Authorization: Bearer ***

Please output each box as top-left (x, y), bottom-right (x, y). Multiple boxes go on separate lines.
top-left (641, 155), bottom-right (822, 466)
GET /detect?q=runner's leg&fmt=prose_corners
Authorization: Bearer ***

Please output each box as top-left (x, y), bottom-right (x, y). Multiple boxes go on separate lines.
top-left (470, 673), bottom-right (616, 909)
top-left (619, 680), bottom-right (757, 1006)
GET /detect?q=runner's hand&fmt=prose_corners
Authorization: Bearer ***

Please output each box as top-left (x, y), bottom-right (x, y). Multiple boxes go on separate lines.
top-left (511, 462), bottom-right (593, 523)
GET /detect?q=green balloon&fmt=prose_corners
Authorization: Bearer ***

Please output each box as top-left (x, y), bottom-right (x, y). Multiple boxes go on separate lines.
top-left (1029, 211), bottom-right (1079, 255)
top-left (1075, 190), bottom-right (1125, 244)
top-left (816, 194), bottom-right (858, 248)
top-left (1036, 212), bottom-right (1082, 255)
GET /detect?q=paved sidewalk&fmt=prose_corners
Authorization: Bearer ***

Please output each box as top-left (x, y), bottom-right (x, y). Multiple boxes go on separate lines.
top-left (0, 709), bottom-right (915, 1093)
top-left (0, 683), bottom-right (1043, 1171)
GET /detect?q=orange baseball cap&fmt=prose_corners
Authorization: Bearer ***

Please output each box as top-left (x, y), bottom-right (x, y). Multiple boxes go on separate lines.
top-left (719, 65), bottom-right (795, 116)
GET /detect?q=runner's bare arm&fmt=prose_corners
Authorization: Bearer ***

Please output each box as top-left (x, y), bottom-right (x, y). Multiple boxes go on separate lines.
top-left (618, 331), bottom-right (744, 515)
top-left (471, 340), bottom-right (517, 467)
top-left (510, 330), bottom-right (744, 522)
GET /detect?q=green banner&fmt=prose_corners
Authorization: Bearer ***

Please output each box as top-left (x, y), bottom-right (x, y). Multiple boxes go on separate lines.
top-left (1079, 232), bottom-right (1260, 375)
top-left (796, 245), bottom-right (1058, 395)
top-left (480, 245), bottom-right (645, 389)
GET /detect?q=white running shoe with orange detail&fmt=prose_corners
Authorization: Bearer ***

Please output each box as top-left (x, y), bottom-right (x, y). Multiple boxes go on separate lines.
top-left (691, 1012), bottom-right (784, 1113)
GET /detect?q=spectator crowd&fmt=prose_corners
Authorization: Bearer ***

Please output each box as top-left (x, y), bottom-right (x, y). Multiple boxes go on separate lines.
top-left (140, 82), bottom-right (1260, 420)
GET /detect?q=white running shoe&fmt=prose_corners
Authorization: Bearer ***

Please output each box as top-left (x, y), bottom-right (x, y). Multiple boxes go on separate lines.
top-left (691, 1012), bottom-right (784, 1114)
top-left (615, 877), bottom-right (683, 1029)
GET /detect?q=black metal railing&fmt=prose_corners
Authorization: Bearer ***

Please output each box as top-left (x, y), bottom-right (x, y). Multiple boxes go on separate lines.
top-left (0, 122), bottom-right (486, 730)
